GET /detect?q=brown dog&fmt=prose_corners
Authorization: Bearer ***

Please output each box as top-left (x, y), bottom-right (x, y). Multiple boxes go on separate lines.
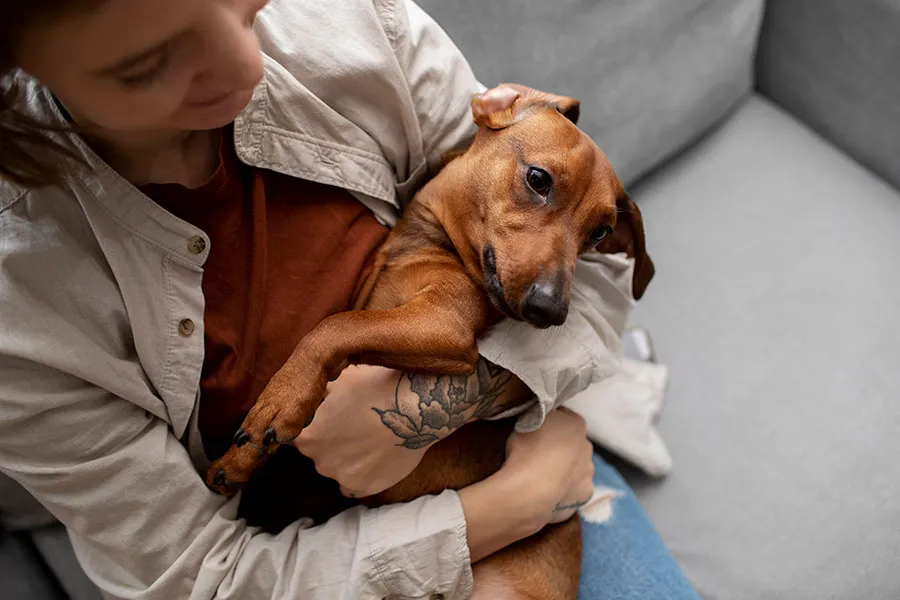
top-left (207, 83), bottom-right (654, 599)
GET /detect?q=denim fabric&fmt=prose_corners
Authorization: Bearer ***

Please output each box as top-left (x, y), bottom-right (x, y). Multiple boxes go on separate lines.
top-left (579, 455), bottom-right (699, 599)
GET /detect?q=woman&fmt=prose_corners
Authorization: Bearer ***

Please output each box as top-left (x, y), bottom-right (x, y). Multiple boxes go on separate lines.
top-left (0, 1), bottom-right (699, 598)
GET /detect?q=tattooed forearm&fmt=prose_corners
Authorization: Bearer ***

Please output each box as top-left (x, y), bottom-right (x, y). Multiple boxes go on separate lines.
top-left (373, 358), bottom-right (518, 449)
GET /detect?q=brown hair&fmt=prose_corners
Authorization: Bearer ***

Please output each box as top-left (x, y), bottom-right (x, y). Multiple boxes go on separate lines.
top-left (1, 1), bottom-right (105, 188)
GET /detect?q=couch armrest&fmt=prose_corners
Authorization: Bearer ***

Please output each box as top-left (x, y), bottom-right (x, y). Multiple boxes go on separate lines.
top-left (1, 475), bottom-right (102, 600)
top-left (1, 530), bottom-right (66, 600)
top-left (756, 0), bottom-right (900, 191)
top-left (30, 527), bottom-right (104, 600)
top-left (0, 474), bottom-right (57, 531)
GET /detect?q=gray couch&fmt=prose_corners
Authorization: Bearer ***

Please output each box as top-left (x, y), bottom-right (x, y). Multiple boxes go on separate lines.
top-left (4, 0), bottom-right (899, 598)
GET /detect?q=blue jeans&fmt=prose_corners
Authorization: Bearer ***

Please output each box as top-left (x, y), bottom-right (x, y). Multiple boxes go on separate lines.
top-left (578, 454), bottom-right (700, 599)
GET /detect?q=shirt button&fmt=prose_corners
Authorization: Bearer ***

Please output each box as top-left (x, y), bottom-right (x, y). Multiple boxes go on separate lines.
top-left (431, 595), bottom-right (445, 600)
top-left (178, 318), bottom-right (196, 337)
top-left (187, 236), bottom-right (207, 254)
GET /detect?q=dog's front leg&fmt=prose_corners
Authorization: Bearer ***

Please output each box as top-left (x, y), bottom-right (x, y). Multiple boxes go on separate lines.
top-left (206, 274), bottom-right (490, 496)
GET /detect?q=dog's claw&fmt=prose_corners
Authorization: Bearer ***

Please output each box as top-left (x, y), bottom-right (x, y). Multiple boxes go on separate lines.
top-left (304, 415), bottom-right (314, 427)
top-left (206, 464), bottom-right (248, 496)
top-left (263, 426), bottom-right (277, 446)
top-left (213, 469), bottom-right (226, 487)
top-left (233, 429), bottom-right (251, 447)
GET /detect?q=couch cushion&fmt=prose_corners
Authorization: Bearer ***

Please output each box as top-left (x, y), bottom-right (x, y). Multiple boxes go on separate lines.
top-left (0, 474), bottom-right (57, 532)
top-left (757, 0), bottom-right (900, 191)
top-left (30, 527), bottom-right (103, 600)
top-left (626, 94), bottom-right (900, 599)
top-left (415, 0), bottom-right (764, 186)
top-left (1, 531), bottom-right (65, 600)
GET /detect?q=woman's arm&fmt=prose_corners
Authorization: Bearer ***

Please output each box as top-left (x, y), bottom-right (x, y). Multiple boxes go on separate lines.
top-left (371, 357), bottom-right (534, 449)
top-left (0, 356), bottom-right (486, 600)
top-left (0, 355), bottom-right (593, 599)
top-left (295, 359), bottom-right (533, 498)
top-left (462, 408), bottom-right (596, 561)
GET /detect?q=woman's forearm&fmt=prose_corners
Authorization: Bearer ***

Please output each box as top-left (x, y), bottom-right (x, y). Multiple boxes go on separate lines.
top-left (373, 358), bottom-right (535, 450)
top-left (475, 359), bottom-right (536, 418)
top-left (458, 469), bottom-right (539, 562)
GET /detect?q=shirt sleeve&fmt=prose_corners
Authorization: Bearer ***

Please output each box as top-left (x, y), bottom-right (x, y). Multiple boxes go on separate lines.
top-left (392, 0), bottom-right (487, 176)
top-left (392, 2), bottom-right (639, 430)
top-left (0, 356), bottom-right (473, 600)
top-left (479, 252), bottom-right (639, 432)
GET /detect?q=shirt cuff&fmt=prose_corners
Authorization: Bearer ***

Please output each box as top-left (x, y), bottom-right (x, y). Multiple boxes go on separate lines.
top-left (362, 490), bottom-right (473, 599)
top-left (477, 254), bottom-right (632, 433)
top-left (477, 314), bottom-right (600, 433)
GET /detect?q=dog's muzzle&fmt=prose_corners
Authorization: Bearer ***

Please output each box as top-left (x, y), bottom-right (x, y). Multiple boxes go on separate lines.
top-left (482, 244), bottom-right (519, 321)
top-left (482, 245), bottom-right (570, 328)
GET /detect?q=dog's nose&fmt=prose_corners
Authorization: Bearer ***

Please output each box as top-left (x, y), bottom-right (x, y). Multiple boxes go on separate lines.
top-left (521, 282), bottom-right (569, 328)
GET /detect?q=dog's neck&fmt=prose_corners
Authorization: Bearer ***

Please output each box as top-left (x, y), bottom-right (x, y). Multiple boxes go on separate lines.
top-left (414, 181), bottom-right (485, 285)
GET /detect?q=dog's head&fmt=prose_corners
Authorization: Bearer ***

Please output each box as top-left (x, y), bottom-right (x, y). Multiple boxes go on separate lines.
top-left (448, 84), bottom-right (654, 329)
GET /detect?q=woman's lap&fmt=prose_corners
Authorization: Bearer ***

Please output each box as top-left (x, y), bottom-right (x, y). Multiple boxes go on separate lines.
top-left (577, 454), bottom-right (700, 599)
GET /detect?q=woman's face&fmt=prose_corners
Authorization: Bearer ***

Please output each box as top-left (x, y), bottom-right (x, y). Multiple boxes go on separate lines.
top-left (17, 0), bottom-right (269, 133)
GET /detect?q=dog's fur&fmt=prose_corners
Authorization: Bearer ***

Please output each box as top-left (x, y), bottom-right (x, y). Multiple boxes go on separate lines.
top-left (206, 84), bottom-right (654, 599)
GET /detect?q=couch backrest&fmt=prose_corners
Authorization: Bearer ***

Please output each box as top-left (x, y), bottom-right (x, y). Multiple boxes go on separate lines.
top-left (757, 0), bottom-right (900, 192)
top-left (415, 0), bottom-right (765, 187)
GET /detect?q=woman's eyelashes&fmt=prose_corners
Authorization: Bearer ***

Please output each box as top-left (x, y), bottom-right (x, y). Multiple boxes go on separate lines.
top-left (116, 47), bottom-right (172, 89)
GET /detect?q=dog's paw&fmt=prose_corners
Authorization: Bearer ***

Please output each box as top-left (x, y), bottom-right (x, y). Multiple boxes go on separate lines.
top-left (205, 367), bottom-right (327, 496)
top-left (206, 443), bottom-right (263, 497)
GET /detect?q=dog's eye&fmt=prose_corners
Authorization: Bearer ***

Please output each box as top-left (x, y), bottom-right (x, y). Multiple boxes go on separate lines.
top-left (589, 224), bottom-right (614, 244)
top-left (526, 167), bottom-right (553, 196)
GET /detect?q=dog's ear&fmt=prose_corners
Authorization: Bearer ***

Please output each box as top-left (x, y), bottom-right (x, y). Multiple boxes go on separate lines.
top-left (595, 193), bottom-right (655, 300)
top-left (472, 83), bottom-right (580, 130)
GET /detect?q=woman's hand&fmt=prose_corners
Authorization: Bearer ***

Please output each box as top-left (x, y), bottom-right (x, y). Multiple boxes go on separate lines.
top-left (505, 407), bottom-right (596, 525)
top-left (293, 365), bottom-right (424, 498)
top-left (459, 408), bottom-right (595, 562)
top-left (294, 361), bottom-right (531, 498)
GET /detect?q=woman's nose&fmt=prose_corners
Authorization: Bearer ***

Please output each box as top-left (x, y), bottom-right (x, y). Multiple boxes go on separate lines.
top-left (198, 5), bottom-right (265, 91)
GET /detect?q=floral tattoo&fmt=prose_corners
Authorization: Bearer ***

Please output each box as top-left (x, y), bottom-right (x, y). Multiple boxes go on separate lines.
top-left (373, 359), bottom-right (513, 449)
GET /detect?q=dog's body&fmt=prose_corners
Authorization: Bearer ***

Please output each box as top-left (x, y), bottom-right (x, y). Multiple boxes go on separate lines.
top-left (207, 85), bottom-right (654, 599)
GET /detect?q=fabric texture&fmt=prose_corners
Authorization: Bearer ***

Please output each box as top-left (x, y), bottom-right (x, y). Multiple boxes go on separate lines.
top-left (415, 0), bottom-right (764, 187)
top-left (757, 0), bottom-right (900, 191)
top-left (566, 358), bottom-right (671, 478)
top-left (578, 455), bottom-right (699, 600)
top-left (0, 1), bottom-right (653, 598)
top-left (627, 94), bottom-right (900, 599)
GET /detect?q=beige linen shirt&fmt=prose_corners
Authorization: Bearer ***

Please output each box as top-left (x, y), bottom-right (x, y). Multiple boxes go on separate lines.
top-left (0, 1), bottom-right (641, 598)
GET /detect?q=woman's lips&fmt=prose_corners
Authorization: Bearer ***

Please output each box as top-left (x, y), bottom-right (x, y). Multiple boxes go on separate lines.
top-left (187, 91), bottom-right (235, 109)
